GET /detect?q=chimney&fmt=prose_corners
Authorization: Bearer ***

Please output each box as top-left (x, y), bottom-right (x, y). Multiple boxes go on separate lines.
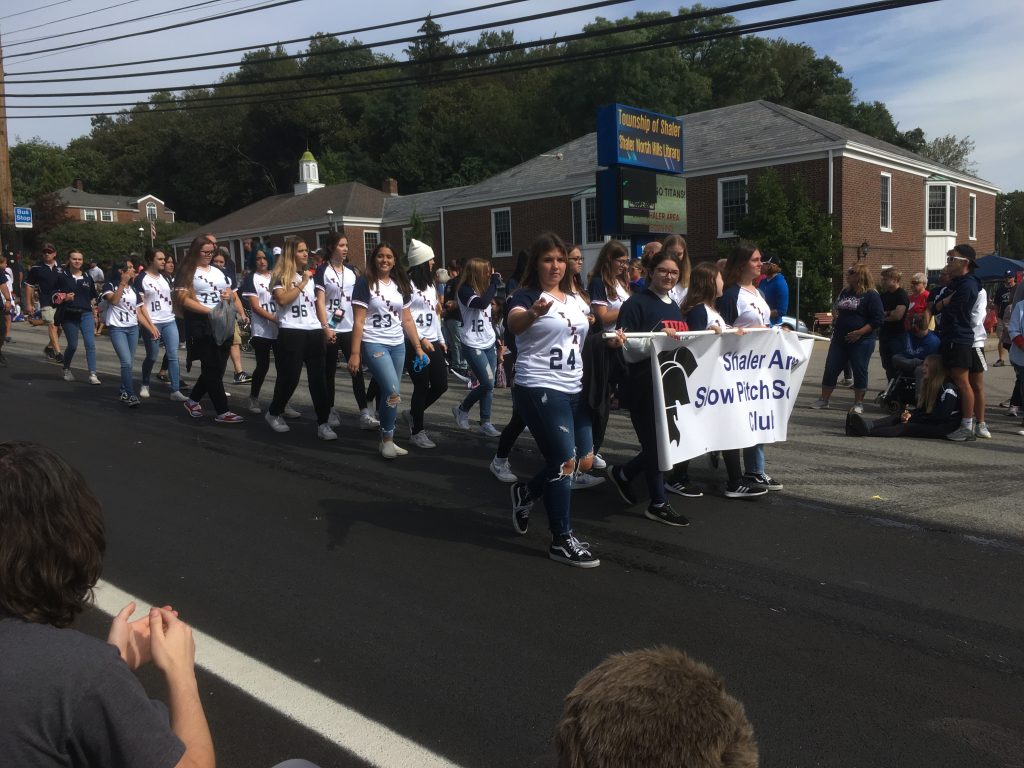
top-left (382, 177), bottom-right (398, 197)
top-left (74, 179), bottom-right (84, 191)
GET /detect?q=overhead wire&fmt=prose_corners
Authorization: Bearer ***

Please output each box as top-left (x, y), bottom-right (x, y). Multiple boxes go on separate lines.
top-left (0, 0), bottom-right (74, 22)
top-left (3, 0), bottom-right (147, 38)
top-left (5, 0), bottom-right (643, 83)
top-left (4, 0), bottom-right (798, 96)
top-left (4, 0), bottom-right (941, 119)
top-left (4, 0), bottom-right (542, 74)
top-left (3, 0), bottom-right (309, 56)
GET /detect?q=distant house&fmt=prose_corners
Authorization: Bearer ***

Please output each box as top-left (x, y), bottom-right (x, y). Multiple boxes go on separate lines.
top-left (55, 181), bottom-right (175, 225)
top-left (176, 101), bottom-right (999, 280)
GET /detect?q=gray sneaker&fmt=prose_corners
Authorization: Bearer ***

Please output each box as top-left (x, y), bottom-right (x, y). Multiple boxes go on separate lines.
top-left (945, 425), bottom-right (977, 442)
top-left (975, 422), bottom-right (992, 439)
top-left (810, 398), bottom-right (830, 409)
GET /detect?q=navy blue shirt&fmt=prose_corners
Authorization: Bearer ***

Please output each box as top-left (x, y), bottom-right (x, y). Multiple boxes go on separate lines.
top-left (55, 272), bottom-right (98, 313)
top-left (832, 289), bottom-right (884, 340)
top-left (617, 288), bottom-right (687, 376)
top-left (24, 263), bottom-right (63, 307)
top-left (937, 273), bottom-right (981, 345)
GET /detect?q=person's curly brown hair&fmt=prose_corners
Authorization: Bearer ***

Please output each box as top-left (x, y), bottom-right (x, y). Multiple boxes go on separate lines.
top-left (0, 442), bottom-right (105, 627)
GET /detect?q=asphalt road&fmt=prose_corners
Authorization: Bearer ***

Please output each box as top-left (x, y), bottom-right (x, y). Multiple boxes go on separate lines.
top-left (2, 326), bottom-right (1023, 768)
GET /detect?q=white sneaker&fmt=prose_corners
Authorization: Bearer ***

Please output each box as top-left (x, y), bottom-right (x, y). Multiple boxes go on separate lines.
top-left (317, 423), bottom-right (338, 441)
top-left (248, 397), bottom-right (261, 414)
top-left (489, 457), bottom-right (517, 483)
top-left (327, 410), bottom-right (341, 427)
top-left (478, 422), bottom-right (500, 437)
top-left (392, 441), bottom-right (408, 456)
top-left (265, 412), bottom-right (290, 433)
top-left (975, 422), bottom-right (992, 439)
top-left (851, 403), bottom-right (864, 414)
top-left (571, 472), bottom-right (606, 490)
top-left (139, 385), bottom-right (150, 398)
top-left (591, 453), bottom-right (607, 470)
top-left (170, 390), bottom-right (189, 402)
top-left (282, 404), bottom-right (301, 419)
top-left (380, 440), bottom-right (408, 458)
top-left (409, 431), bottom-right (436, 449)
top-left (62, 369), bottom-right (74, 382)
top-left (359, 412), bottom-right (380, 430)
top-left (452, 405), bottom-right (470, 430)
top-left (1007, 406), bottom-right (1020, 418)
top-left (88, 372), bottom-right (101, 385)
top-left (810, 398), bottom-right (830, 409)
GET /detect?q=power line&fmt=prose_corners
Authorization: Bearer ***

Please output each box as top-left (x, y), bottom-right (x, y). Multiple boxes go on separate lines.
top-left (5, 0), bottom-right (640, 84)
top-left (4, 0), bottom-right (540, 75)
top-left (3, 0), bottom-right (147, 38)
top-left (0, 0), bottom-right (73, 22)
top-left (4, 0), bottom-right (796, 97)
top-left (4, 0), bottom-right (941, 119)
top-left (3, 0), bottom-right (309, 56)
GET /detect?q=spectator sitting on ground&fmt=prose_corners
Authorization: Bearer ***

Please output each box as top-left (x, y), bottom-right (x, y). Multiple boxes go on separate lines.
top-left (556, 646), bottom-right (759, 768)
top-left (891, 313), bottom-right (940, 390)
top-left (846, 354), bottom-right (960, 438)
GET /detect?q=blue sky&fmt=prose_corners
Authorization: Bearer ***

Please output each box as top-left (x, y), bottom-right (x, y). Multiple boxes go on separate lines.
top-left (4, 0), bottom-right (1021, 190)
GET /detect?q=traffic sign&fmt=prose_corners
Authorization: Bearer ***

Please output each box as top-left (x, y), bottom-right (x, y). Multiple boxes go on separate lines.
top-left (795, 260), bottom-right (803, 279)
top-left (14, 207), bottom-right (32, 229)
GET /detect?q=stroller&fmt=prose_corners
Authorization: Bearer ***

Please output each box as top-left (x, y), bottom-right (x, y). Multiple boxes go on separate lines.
top-left (875, 363), bottom-right (918, 413)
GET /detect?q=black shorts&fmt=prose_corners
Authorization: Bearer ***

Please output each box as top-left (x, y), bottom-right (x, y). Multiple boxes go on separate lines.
top-left (941, 341), bottom-right (987, 373)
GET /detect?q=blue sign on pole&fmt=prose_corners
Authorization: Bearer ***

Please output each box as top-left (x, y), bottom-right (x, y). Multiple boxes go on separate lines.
top-left (596, 104), bottom-right (684, 173)
top-left (14, 207), bottom-right (33, 229)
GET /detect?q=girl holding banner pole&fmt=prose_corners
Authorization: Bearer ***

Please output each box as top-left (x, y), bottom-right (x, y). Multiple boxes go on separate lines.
top-left (605, 250), bottom-right (692, 527)
top-left (719, 244), bottom-right (783, 491)
top-left (682, 262), bottom-right (767, 499)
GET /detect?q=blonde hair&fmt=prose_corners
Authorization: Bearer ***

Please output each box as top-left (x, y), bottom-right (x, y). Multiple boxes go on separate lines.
top-left (847, 263), bottom-right (874, 294)
top-left (271, 237), bottom-right (305, 290)
top-left (457, 257), bottom-right (491, 297)
top-left (880, 267), bottom-right (902, 284)
top-left (917, 354), bottom-right (948, 413)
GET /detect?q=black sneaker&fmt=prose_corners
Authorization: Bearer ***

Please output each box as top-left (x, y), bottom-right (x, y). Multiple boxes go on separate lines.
top-left (119, 390), bottom-right (130, 403)
top-left (724, 480), bottom-right (768, 498)
top-left (744, 472), bottom-right (783, 491)
top-left (44, 345), bottom-right (55, 360)
top-left (605, 464), bottom-right (637, 505)
top-left (665, 480), bottom-right (703, 498)
top-left (644, 502), bottom-right (690, 527)
top-left (53, 352), bottom-right (64, 364)
top-left (510, 482), bottom-right (533, 535)
top-left (125, 395), bottom-right (141, 408)
top-left (549, 533), bottom-right (600, 568)
top-left (233, 371), bottom-right (253, 384)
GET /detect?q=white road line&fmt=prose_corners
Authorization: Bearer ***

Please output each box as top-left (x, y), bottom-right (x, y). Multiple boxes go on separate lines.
top-left (94, 579), bottom-right (466, 768)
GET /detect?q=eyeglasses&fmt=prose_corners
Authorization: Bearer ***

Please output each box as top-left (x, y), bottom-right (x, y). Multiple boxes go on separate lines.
top-left (567, 257), bottom-right (582, 263)
top-left (613, 257), bottom-right (629, 264)
top-left (654, 269), bottom-right (680, 278)
top-left (946, 255), bottom-right (968, 263)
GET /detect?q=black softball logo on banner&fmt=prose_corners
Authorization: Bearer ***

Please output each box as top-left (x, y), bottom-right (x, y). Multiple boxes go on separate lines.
top-left (658, 345), bottom-right (698, 446)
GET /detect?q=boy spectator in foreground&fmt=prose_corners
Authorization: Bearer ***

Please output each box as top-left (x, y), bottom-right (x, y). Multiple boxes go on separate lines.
top-left (556, 646), bottom-right (759, 768)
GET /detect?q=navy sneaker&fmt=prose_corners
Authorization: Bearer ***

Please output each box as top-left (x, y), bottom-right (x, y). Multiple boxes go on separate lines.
top-left (605, 465), bottom-right (637, 505)
top-left (744, 472), bottom-right (783, 491)
top-left (644, 502), bottom-right (690, 527)
top-left (511, 482), bottom-right (533, 535)
top-left (549, 533), bottom-right (600, 568)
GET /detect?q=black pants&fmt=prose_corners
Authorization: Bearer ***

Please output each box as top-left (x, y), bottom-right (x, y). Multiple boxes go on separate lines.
top-left (189, 335), bottom-right (230, 414)
top-left (405, 344), bottom-right (448, 433)
top-left (497, 397), bottom-right (527, 460)
top-left (867, 413), bottom-right (954, 438)
top-left (621, 376), bottom-right (664, 505)
top-left (250, 336), bottom-right (276, 399)
top-left (336, 330), bottom-right (377, 411)
top-left (270, 328), bottom-right (329, 424)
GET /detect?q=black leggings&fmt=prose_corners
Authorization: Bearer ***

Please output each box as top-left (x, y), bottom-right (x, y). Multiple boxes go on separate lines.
top-left (250, 336), bottom-right (276, 399)
top-left (867, 413), bottom-right (956, 438)
top-left (336, 330), bottom-right (377, 411)
top-left (188, 335), bottom-right (230, 414)
top-left (270, 328), bottom-right (329, 424)
top-left (497, 389), bottom-right (527, 460)
top-left (404, 344), bottom-right (448, 432)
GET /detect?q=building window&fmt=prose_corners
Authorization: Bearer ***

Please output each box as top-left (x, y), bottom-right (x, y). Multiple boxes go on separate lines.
top-left (969, 194), bottom-right (977, 240)
top-left (880, 173), bottom-right (892, 231)
top-left (927, 184), bottom-right (957, 233)
top-left (572, 196), bottom-right (600, 246)
top-left (83, 209), bottom-right (97, 221)
top-left (146, 202), bottom-right (157, 221)
top-left (316, 231), bottom-right (329, 251)
top-left (718, 176), bottom-right (747, 237)
top-left (363, 231), bottom-right (380, 256)
top-left (491, 207), bottom-right (512, 255)
top-left (100, 210), bottom-right (114, 222)
top-left (402, 227), bottom-right (413, 252)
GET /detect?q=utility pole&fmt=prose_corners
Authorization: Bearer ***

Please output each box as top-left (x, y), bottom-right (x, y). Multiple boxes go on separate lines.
top-left (0, 39), bottom-right (16, 255)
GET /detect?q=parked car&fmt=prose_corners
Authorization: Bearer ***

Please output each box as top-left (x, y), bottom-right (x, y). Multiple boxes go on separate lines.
top-left (780, 315), bottom-right (809, 333)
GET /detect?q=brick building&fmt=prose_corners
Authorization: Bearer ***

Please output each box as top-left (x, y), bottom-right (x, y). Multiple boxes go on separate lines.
top-left (177, 102), bottom-right (998, 282)
top-left (56, 181), bottom-right (176, 225)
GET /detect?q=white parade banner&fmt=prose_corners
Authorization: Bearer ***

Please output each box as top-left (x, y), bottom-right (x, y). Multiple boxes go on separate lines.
top-left (650, 329), bottom-right (816, 469)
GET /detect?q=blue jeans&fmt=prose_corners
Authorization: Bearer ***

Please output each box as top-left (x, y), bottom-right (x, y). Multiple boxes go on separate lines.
top-left (823, 335), bottom-right (876, 390)
top-left (142, 320), bottom-right (180, 390)
top-left (460, 345), bottom-right (496, 422)
top-left (109, 325), bottom-right (139, 396)
top-left (443, 319), bottom-right (466, 370)
top-left (513, 386), bottom-right (593, 536)
top-left (362, 341), bottom-right (405, 436)
top-left (743, 444), bottom-right (765, 476)
top-left (61, 310), bottom-right (96, 373)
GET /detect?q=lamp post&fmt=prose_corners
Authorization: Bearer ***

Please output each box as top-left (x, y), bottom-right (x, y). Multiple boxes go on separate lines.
top-left (326, 209), bottom-right (336, 233)
top-left (138, 226), bottom-right (145, 256)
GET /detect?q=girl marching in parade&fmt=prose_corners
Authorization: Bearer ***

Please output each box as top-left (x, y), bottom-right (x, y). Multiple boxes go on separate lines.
top-left (403, 239), bottom-right (448, 448)
top-left (135, 249), bottom-right (187, 402)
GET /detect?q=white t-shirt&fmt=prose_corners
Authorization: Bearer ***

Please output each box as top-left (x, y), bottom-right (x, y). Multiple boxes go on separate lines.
top-left (314, 261), bottom-right (357, 333)
top-left (101, 281), bottom-right (140, 328)
top-left (273, 273), bottom-right (321, 331)
top-left (508, 288), bottom-right (589, 394)
top-left (409, 284), bottom-right (442, 343)
top-left (972, 287), bottom-right (987, 348)
top-left (352, 277), bottom-right (410, 345)
top-left (587, 276), bottom-right (629, 331)
top-left (135, 272), bottom-right (175, 324)
top-left (185, 265), bottom-right (230, 309)
top-left (240, 272), bottom-right (278, 340)
top-left (457, 284), bottom-right (496, 350)
top-left (669, 283), bottom-right (688, 308)
top-left (733, 285), bottom-right (771, 328)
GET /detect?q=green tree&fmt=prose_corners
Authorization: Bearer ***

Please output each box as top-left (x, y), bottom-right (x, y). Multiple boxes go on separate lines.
top-left (918, 133), bottom-right (977, 174)
top-left (996, 191), bottom-right (1024, 257)
top-left (10, 139), bottom-right (72, 203)
top-left (737, 168), bottom-right (841, 324)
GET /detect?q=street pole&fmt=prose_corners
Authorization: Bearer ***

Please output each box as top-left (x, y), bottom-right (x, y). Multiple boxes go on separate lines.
top-left (0, 40), bottom-right (16, 255)
top-left (795, 260), bottom-right (803, 328)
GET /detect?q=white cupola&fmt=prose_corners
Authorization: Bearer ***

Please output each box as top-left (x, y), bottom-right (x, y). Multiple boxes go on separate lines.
top-left (294, 150), bottom-right (325, 195)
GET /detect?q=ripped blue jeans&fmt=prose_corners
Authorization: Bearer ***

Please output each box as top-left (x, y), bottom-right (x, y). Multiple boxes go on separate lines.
top-left (459, 345), bottom-right (496, 422)
top-left (513, 386), bottom-right (593, 536)
top-left (362, 341), bottom-right (405, 436)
